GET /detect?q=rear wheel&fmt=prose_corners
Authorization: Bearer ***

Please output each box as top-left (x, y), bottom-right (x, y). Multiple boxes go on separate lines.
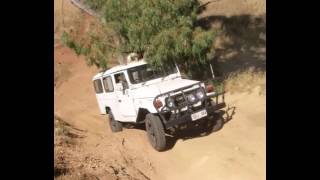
top-left (211, 115), bottom-right (224, 132)
top-left (108, 110), bottom-right (122, 132)
top-left (145, 114), bottom-right (166, 151)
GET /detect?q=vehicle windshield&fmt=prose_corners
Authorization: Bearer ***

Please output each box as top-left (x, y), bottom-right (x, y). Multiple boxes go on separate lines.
top-left (128, 63), bottom-right (177, 84)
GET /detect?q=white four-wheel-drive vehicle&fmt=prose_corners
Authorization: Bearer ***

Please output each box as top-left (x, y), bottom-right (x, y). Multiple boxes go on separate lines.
top-left (92, 57), bottom-right (226, 151)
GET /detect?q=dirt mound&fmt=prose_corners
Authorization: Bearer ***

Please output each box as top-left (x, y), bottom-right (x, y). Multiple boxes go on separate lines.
top-left (54, 115), bottom-right (111, 180)
top-left (54, 114), bottom-right (151, 180)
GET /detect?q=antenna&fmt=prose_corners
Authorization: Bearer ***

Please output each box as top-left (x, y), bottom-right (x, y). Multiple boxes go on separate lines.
top-left (175, 62), bottom-right (181, 77)
top-left (210, 63), bottom-right (215, 79)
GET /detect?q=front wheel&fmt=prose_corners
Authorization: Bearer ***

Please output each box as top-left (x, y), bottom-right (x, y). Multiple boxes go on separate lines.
top-left (145, 114), bottom-right (166, 151)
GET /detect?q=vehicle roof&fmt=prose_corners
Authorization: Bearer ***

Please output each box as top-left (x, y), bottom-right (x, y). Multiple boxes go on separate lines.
top-left (92, 60), bottom-right (147, 80)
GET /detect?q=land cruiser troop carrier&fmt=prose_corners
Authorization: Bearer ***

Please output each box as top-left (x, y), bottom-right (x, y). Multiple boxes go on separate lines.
top-left (93, 58), bottom-right (226, 151)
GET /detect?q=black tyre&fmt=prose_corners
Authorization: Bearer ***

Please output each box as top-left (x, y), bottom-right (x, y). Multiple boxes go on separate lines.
top-left (145, 114), bottom-right (166, 151)
top-left (211, 115), bottom-right (224, 132)
top-left (210, 111), bottom-right (224, 132)
top-left (108, 110), bottom-right (122, 132)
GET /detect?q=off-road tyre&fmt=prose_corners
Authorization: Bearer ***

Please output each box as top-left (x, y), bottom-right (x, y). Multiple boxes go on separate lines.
top-left (210, 111), bottom-right (224, 132)
top-left (145, 114), bottom-right (166, 151)
top-left (211, 115), bottom-right (224, 132)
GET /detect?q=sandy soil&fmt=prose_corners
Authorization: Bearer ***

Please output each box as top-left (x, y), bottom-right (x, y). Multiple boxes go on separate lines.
top-left (199, 0), bottom-right (266, 17)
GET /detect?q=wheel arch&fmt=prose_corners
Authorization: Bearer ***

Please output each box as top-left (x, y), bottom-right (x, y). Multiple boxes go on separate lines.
top-left (136, 108), bottom-right (150, 123)
top-left (105, 106), bottom-right (111, 114)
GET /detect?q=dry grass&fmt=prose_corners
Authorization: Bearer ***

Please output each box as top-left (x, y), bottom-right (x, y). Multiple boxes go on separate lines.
top-left (224, 68), bottom-right (265, 95)
top-left (54, 115), bottom-right (120, 180)
top-left (54, 115), bottom-right (75, 146)
top-left (54, 115), bottom-right (73, 178)
top-left (199, 0), bottom-right (266, 17)
top-left (54, 61), bottom-right (72, 89)
top-left (246, 0), bottom-right (266, 15)
top-left (54, 0), bottom-right (97, 47)
top-left (54, 115), bottom-right (84, 179)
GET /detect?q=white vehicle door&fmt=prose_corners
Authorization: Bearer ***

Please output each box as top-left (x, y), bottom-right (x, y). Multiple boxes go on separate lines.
top-left (113, 72), bottom-right (137, 121)
top-left (101, 76), bottom-right (118, 114)
top-left (93, 78), bottom-right (108, 114)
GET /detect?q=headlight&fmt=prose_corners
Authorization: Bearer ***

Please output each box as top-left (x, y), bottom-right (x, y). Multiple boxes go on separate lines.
top-left (153, 99), bottom-right (163, 109)
top-left (196, 89), bottom-right (205, 100)
top-left (166, 97), bottom-right (175, 108)
top-left (187, 94), bottom-right (196, 103)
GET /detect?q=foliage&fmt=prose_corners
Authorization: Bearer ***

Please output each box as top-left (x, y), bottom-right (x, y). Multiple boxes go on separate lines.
top-left (84, 0), bottom-right (106, 12)
top-left (66, 0), bottom-right (215, 74)
top-left (61, 31), bottom-right (86, 56)
top-left (61, 25), bottom-right (117, 70)
top-left (100, 0), bottom-right (215, 69)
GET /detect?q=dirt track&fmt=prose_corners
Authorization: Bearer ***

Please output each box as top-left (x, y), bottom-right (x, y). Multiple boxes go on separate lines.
top-left (54, 46), bottom-right (265, 180)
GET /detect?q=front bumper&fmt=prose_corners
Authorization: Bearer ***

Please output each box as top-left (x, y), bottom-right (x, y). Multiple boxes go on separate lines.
top-left (163, 102), bottom-right (226, 128)
top-left (153, 82), bottom-right (226, 129)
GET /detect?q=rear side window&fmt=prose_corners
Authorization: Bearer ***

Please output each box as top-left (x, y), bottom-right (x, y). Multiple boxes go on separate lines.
top-left (93, 79), bottom-right (103, 94)
top-left (103, 76), bottom-right (114, 92)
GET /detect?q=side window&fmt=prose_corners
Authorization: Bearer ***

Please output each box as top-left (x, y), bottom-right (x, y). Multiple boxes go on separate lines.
top-left (129, 70), bottom-right (141, 84)
top-left (103, 76), bottom-right (114, 92)
top-left (114, 73), bottom-right (128, 89)
top-left (114, 73), bottom-right (126, 84)
top-left (93, 79), bottom-right (103, 94)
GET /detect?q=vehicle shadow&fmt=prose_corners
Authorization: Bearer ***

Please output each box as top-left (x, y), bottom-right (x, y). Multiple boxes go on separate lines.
top-left (124, 106), bottom-right (236, 151)
top-left (189, 14), bottom-right (266, 81)
top-left (164, 106), bottom-right (236, 151)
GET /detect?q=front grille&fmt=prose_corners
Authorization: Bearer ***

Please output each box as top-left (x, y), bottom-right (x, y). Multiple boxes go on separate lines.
top-left (174, 94), bottom-right (185, 106)
top-left (172, 89), bottom-right (197, 107)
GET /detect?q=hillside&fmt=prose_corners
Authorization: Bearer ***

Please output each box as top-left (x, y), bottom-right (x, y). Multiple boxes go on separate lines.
top-left (54, 0), bottom-right (266, 179)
